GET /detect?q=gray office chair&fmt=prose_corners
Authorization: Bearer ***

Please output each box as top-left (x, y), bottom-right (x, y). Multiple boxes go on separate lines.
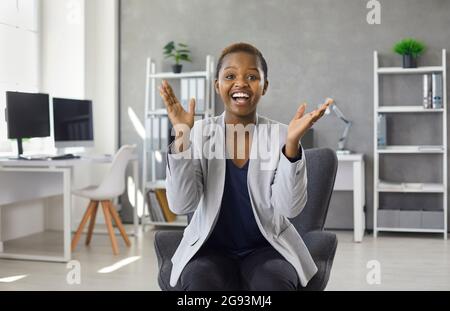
top-left (154, 147), bottom-right (338, 291)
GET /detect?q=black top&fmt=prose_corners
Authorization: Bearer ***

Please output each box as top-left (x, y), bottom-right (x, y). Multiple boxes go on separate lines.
top-left (203, 159), bottom-right (270, 257)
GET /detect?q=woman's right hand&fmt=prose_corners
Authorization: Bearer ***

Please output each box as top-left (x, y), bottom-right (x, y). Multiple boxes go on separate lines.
top-left (159, 80), bottom-right (196, 130)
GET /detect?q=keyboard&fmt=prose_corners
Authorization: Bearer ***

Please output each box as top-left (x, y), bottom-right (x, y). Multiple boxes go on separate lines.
top-left (16, 154), bottom-right (81, 161)
top-left (18, 155), bottom-right (51, 161)
top-left (50, 154), bottom-right (80, 160)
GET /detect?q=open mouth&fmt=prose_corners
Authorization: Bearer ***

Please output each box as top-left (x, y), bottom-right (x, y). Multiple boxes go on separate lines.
top-left (230, 91), bottom-right (251, 106)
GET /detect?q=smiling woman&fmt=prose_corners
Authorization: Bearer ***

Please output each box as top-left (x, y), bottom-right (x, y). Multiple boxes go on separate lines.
top-left (158, 42), bottom-right (332, 291)
top-left (216, 54), bottom-right (267, 122)
top-left (214, 43), bottom-right (269, 124)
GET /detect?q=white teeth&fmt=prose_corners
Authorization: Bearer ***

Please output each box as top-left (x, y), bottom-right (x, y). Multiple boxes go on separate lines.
top-left (232, 92), bottom-right (250, 98)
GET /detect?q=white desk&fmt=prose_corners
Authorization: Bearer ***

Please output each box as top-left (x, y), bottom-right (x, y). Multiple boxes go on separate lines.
top-left (334, 154), bottom-right (366, 242)
top-left (0, 156), bottom-right (138, 262)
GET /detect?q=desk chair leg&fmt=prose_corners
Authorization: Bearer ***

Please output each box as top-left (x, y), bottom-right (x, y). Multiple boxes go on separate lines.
top-left (102, 200), bottom-right (119, 255)
top-left (71, 201), bottom-right (95, 252)
top-left (108, 201), bottom-right (131, 247)
top-left (85, 201), bottom-right (99, 245)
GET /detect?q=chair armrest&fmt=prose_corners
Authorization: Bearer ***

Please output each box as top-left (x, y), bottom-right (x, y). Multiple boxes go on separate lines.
top-left (299, 230), bottom-right (338, 291)
top-left (154, 230), bottom-right (183, 268)
top-left (303, 230), bottom-right (338, 262)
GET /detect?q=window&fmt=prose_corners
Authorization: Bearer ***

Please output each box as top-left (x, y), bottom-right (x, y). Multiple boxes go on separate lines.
top-left (0, 0), bottom-right (48, 156)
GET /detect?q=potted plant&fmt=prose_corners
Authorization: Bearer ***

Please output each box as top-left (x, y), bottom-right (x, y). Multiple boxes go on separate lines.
top-left (393, 38), bottom-right (426, 68)
top-left (163, 41), bottom-right (192, 73)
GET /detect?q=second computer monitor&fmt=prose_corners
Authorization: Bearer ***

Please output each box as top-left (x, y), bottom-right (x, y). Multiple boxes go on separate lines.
top-left (53, 97), bottom-right (94, 148)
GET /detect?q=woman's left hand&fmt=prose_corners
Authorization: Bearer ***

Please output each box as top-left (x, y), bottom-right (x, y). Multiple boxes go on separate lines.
top-left (285, 98), bottom-right (334, 158)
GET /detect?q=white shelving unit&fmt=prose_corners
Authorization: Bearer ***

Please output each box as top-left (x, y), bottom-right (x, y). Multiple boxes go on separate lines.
top-left (377, 106), bottom-right (444, 113)
top-left (142, 56), bottom-right (215, 228)
top-left (377, 66), bottom-right (444, 74)
top-left (378, 181), bottom-right (445, 193)
top-left (377, 145), bottom-right (445, 154)
top-left (373, 49), bottom-right (448, 239)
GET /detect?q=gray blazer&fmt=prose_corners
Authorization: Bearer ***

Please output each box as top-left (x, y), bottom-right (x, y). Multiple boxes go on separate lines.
top-left (165, 112), bottom-right (318, 288)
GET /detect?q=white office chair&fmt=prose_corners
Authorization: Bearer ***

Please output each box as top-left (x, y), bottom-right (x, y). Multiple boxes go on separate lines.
top-left (71, 145), bottom-right (136, 255)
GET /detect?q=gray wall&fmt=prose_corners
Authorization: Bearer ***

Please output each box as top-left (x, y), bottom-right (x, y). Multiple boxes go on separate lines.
top-left (120, 0), bottom-right (450, 230)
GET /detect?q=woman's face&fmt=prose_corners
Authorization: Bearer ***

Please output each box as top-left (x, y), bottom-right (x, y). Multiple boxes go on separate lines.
top-left (215, 52), bottom-right (268, 119)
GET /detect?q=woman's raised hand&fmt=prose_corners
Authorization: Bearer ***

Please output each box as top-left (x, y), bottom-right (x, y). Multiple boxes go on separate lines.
top-left (284, 98), bottom-right (333, 159)
top-left (159, 80), bottom-right (196, 130)
top-left (287, 98), bottom-right (334, 144)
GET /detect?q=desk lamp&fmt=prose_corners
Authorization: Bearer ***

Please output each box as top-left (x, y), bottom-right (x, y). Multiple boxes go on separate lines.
top-left (324, 102), bottom-right (352, 155)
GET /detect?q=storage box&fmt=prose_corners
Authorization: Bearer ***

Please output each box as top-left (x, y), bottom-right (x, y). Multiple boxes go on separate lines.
top-left (421, 210), bottom-right (444, 229)
top-left (377, 209), bottom-right (400, 228)
top-left (399, 210), bottom-right (421, 229)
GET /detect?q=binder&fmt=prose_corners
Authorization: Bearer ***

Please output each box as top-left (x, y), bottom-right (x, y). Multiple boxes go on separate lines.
top-left (377, 114), bottom-right (387, 146)
top-left (161, 117), bottom-right (168, 147)
top-left (189, 78), bottom-right (197, 108)
top-left (151, 118), bottom-right (160, 150)
top-left (180, 78), bottom-right (189, 111)
top-left (422, 74), bottom-right (432, 109)
top-left (432, 73), bottom-right (443, 109)
top-left (181, 78), bottom-right (206, 113)
top-left (196, 78), bottom-right (205, 112)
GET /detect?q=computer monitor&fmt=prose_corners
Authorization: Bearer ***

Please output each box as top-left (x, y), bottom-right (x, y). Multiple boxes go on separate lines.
top-left (52, 97), bottom-right (94, 148)
top-left (6, 91), bottom-right (51, 157)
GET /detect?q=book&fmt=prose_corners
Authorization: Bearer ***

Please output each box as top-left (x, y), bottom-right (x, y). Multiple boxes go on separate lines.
top-left (196, 78), bottom-right (205, 112)
top-left (180, 78), bottom-right (206, 114)
top-left (161, 117), bottom-right (169, 147)
top-left (423, 74), bottom-right (432, 109)
top-left (155, 189), bottom-right (177, 222)
top-left (145, 190), bottom-right (157, 221)
top-left (151, 118), bottom-right (160, 150)
top-left (432, 73), bottom-right (443, 109)
top-left (189, 78), bottom-right (197, 110)
top-left (180, 78), bottom-right (189, 111)
top-left (377, 114), bottom-right (387, 146)
top-left (146, 190), bottom-right (165, 222)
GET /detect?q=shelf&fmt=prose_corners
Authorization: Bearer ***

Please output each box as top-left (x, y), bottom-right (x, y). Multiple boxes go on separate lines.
top-left (378, 181), bottom-right (445, 193)
top-left (148, 71), bottom-right (208, 79)
top-left (377, 106), bottom-right (444, 113)
top-left (146, 180), bottom-right (166, 189)
top-left (377, 209), bottom-right (444, 231)
top-left (147, 220), bottom-right (187, 227)
top-left (145, 215), bottom-right (187, 227)
top-left (377, 145), bottom-right (445, 154)
top-left (377, 66), bottom-right (444, 75)
top-left (377, 227), bottom-right (445, 233)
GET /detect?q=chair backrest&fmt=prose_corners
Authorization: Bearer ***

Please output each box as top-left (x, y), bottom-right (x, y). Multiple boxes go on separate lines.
top-left (96, 145), bottom-right (136, 198)
top-left (187, 148), bottom-right (338, 233)
top-left (290, 148), bottom-right (338, 235)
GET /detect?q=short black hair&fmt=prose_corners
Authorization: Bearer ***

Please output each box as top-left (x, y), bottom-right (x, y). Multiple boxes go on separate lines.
top-left (215, 43), bottom-right (268, 81)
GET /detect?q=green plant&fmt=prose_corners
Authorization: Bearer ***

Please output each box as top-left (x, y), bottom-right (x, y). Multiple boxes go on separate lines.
top-left (393, 38), bottom-right (426, 58)
top-left (163, 41), bottom-right (192, 65)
